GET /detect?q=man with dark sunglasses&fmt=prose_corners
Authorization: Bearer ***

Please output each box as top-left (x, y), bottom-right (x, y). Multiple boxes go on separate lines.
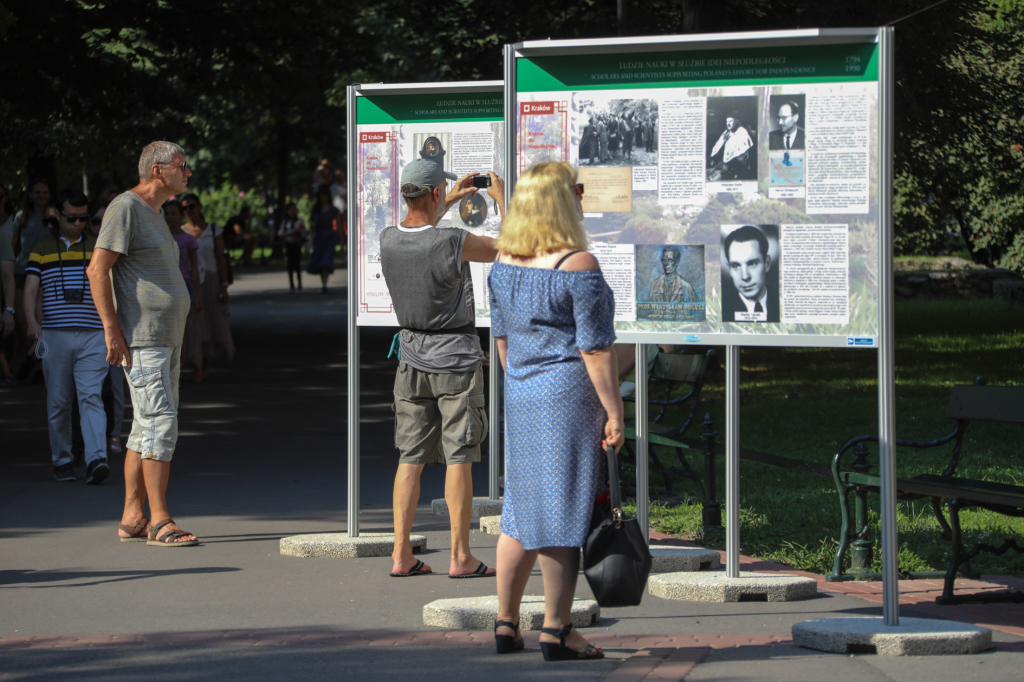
top-left (24, 188), bottom-right (109, 484)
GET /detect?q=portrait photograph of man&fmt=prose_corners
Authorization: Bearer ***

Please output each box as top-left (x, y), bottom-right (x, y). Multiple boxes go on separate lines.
top-left (768, 95), bottom-right (806, 151)
top-left (719, 225), bottom-right (780, 323)
top-left (705, 96), bottom-right (758, 182)
top-left (635, 244), bottom-right (705, 322)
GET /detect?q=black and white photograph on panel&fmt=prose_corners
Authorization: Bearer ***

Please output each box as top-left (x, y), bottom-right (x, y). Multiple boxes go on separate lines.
top-left (577, 97), bottom-right (659, 167)
top-left (411, 133), bottom-right (453, 175)
top-left (768, 94), bottom-right (806, 151)
top-left (705, 96), bottom-right (758, 182)
top-left (719, 224), bottom-right (780, 323)
top-left (634, 244), bottom-right (706, 322)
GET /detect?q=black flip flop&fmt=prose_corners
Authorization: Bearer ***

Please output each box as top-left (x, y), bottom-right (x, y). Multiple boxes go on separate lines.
top-left (390, 559), bottom-right (432, 577)
top-left (449, 562), bottom-right (495, 579)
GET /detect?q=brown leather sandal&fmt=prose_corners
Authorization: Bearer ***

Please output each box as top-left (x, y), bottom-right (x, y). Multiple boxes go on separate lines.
top-left (147, 518), bottom-right (199, 547)
top-left (118, 517), bottom-right (150, 543)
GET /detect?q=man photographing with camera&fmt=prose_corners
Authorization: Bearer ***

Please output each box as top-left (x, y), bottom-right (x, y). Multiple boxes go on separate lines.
top-left (24, 188), bottom-right (110, 484)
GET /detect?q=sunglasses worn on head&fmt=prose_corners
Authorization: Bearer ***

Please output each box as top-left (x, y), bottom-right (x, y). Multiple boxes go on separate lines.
top-left (574, 183), bottom-right (585, 196)
top-left (62, 213), bottom-right (90, 224)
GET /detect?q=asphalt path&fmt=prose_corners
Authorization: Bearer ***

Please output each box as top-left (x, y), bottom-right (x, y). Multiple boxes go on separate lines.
top-left (1, 265), bottom-right (1020, 681)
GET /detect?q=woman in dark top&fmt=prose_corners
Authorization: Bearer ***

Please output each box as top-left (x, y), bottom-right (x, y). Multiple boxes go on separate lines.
top-left (307, 184), bottom-right (339, 294)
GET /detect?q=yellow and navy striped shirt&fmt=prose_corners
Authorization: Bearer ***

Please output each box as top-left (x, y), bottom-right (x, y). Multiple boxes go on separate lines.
top-left (26, 234), bottom-right (103, 330)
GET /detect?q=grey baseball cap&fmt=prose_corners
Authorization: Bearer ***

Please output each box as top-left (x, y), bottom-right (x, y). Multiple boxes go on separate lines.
top-left (400, 159), bottom-right (457, 197)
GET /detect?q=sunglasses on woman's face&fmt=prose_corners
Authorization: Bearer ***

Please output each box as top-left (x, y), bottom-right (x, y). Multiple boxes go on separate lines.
top-left (182, 204), bottom-right (196, 211)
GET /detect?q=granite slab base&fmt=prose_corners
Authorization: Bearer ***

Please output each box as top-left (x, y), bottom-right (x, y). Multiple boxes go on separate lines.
top-left (479, 515), bottom-right (502, 535)
top-left (792, 617), bottom-right (993, 656)
top-left (648, 570), bottom-right (817, 602)
top-left (423, 595), bottom-right (599, 631)
top-left (432, 497), bottom-right (502, 519)
top-left (279, 533), bottom-right (426, 558)
top-left (649, 546), bottom-right (721, 573)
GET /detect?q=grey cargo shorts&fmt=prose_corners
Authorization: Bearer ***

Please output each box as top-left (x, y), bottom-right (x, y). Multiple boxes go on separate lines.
top-left (392, 362), bottom-right (487, 465)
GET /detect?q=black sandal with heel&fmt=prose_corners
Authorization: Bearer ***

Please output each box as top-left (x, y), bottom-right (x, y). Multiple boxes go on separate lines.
top-left (539, 624), bottom-right (604, 661)
top-left (494, 620), bottom-right (524, 654)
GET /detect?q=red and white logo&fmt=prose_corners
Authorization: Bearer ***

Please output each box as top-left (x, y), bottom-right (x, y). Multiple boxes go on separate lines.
top-left (360, 132), bottom-right (388, 143)
top-left (520, 102), bottom-right (555, 115)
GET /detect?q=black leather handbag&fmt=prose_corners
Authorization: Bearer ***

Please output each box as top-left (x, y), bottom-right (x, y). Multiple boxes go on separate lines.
top-left (582, 444), bottom-right (653, 608)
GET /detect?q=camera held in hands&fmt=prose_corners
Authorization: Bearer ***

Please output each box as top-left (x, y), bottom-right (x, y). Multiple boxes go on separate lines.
top-left (64, 288), bottom-right (84, 303)
top-left (472, 175), bottom-right (492, 189)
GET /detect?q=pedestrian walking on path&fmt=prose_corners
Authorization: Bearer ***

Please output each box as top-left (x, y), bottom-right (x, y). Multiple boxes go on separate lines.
top-left (487, 161), bottom-right (624, 661)
top-left (24, 188), bottom-right (110, 484)
top-left (87, 141), bottom-right (198, 546)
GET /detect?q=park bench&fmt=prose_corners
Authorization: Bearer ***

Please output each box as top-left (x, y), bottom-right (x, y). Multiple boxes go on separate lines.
top-left (620, 349), bottom-right (716, 509)
top-left (829, 379), bottom-right (1024, 604)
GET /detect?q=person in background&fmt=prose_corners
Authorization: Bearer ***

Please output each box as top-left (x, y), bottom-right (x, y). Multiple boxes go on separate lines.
top-left (180, 193), bottom-right (234, 383)
top-left (11, 180), bottom-right (53, 380)
top-left (487, 161), bottom-right (623, 661)
top-left (25, 188), bottom-right (109, 484)
top-left (307, 184), bottom-right (339, 294)
top-left (0, 209), bottom-right (15, 386)
top-left (277, 202), bottom-right (306, 292)
top-left (165, 200), bottom-right (202, 371)
top-left (83, 194), bottom-right (125, 456)
top-left (224, 205), bottom-right (257, 266)
top-left (0, 184), bottom-right (15, 241)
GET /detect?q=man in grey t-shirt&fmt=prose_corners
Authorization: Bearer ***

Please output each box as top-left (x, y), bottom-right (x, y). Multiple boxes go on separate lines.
top-left (380, 159), bottom-right (504, 578)
top-left (88, 141), bottom-right (197, 547)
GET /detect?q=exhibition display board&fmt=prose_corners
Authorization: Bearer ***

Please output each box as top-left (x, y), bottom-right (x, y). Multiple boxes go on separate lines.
top-left (345, 82), bottom-right (506, 538)
top-left (350, 82), bottom-right (505, 327)
top-left (505, 28), bottom-right (898, 624)
top-left (507, 32), bottom-right (884, 348)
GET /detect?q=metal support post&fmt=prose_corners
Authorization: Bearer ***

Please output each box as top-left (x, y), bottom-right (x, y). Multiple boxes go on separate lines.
top-left (700, 412), bottom-right (721, 531)
top-left (488, 334), bottom-right (501, 500)
top-left (634, 344), bottom-right (649, 544)
top-left (346, 85), bottom-right (360, 538)
top-left (877, 25), bottom-right (898, 626)
top-left (725, 345), bottom-right (740, 578)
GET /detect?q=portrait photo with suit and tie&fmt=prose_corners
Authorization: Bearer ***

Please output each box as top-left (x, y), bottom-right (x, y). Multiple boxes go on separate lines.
top-left (767, 95), bottom-right (806, 151)
top-left (719, 224), bottom-right (780, 323)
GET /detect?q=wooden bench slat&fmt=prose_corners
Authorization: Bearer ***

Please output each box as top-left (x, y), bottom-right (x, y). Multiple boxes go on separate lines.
top-left (840, 472), bottom-right (1024, 508)
top-left (946, 385), bottom-right (1024, 423)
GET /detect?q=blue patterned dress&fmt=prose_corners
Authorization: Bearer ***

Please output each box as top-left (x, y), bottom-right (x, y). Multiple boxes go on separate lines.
top-left (488, 261), bottom-right (616, 550)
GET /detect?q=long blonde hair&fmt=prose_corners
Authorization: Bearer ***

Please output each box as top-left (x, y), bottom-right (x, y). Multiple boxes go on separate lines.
top-left (496, 161), bottom-right (587, 257)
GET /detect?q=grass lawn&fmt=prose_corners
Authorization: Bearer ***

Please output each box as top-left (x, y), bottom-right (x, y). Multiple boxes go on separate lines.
top-left (630, 299), bottom-right (1024, 579)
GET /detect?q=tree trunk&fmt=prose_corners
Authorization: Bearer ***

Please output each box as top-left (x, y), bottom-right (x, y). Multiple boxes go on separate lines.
top-left (680, 0), bottom-right (725, 34)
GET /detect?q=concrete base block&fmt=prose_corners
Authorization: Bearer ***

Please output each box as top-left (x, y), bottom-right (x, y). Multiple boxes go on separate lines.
top-left (432, 497), bottom-right (502, 519)
top-left (280, 533), bottom-right (426, 558)
top-left (649, 546), bottom-right (721, 573)
top-left (649, 570), bottom-right (817, 602)
top-left (792, 617), bottom-right (992, 656)
top-left (479, 515), bottom-right (502, 535)
top-left (423, 595), bottom-right (599, 631)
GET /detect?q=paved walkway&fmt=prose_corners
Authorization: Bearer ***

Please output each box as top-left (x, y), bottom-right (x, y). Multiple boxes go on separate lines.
top-left (1, 265), bottom-right (1021, 681)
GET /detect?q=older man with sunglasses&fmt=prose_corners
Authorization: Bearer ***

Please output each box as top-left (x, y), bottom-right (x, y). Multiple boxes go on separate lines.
top-left (87, 141), bottom-right (197, 546)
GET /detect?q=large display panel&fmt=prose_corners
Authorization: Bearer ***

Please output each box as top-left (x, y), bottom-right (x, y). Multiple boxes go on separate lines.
top-left (509, 35), bottom-right (883, 347)
top-left (351, 82), bottom-right (505, 327)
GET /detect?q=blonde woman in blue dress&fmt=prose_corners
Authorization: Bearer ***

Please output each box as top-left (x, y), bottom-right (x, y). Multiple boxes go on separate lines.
top-left (487, 161), bottom-right (625, 661)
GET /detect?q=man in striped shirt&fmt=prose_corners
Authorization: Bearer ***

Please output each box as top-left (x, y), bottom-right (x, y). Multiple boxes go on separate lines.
top-left (25, 188), bottom-right (110, 484)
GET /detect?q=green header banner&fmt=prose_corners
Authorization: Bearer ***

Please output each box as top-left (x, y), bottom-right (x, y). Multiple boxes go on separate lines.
top-left (518, 43), bottom-right (878, 92)
top-left (356, 92), bottom-right (504, 124)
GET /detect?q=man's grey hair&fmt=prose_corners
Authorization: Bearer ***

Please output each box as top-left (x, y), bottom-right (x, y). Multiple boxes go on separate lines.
top-left (138, 141), bottom-right (185, 180)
